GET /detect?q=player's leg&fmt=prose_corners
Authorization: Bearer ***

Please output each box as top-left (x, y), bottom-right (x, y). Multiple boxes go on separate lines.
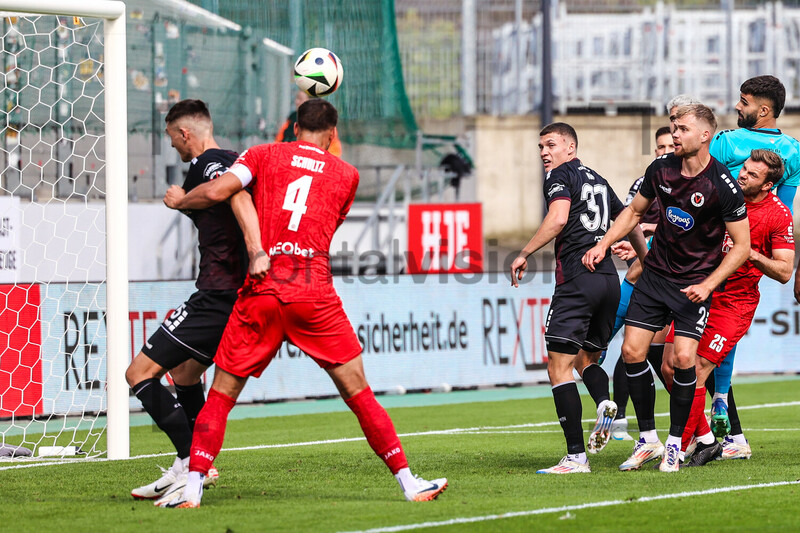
top-left (720, 386), bottom-right (752, 459)
top-left (131, 291), bottom-right (235, 501)
top-left (325, 355), bottom-right (446, 500)
top-left (609, 274), bottom-right (637, 441)
top-left (579, 350), bottom-right (618, 454)
top-left (618, 271), bottom-right (673, 470)
top-left (659, 334), bottom-right (698, 471)
top-left (682, 354), bottom-right (721, 467)
top-left (647, 324), bottom-right (670, 388)
top-left (170, 358), bottom-right (209, 432)
top-left (537, 347), bottom-right (590, 473)
top-left (165, 368), bottom-right (249, 508)
top-left (165, 293), bottom-right (282, 509)
top-left (126, 350), bottom-right (195, 500)
top-left (579, 276), bottom-right (621, 455)
top-left (168, 359), bottom-right (220, 486)
top-left (618, 325), bottom-right (666, 470)
top-left (611, 356), bottom-right (633, 440)
top-left (126, 353), bottom-right (192, 459)
top-left (711, 345), bottom-right (735, 436)
top-left (287, 299), bottom-right (446, 500)
top-left (539, 272), bottom-right (617, 472)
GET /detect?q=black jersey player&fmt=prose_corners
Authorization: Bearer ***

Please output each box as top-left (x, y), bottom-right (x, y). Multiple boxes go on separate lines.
top-left (583, 104), bottom-right (750, 473)
top-left (126, 100), bottom-right (249, 500)
top-left (511, 122), bottom-right (648, 474)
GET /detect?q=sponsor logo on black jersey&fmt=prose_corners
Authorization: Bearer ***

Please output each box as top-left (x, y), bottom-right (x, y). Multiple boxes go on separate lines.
top-left (659, 185), bottom-right (672, 194)
top-left (666, 206), bottom-right (694, 231)
top-left (547, 183), bottom-right (565, 197)
top-left (204, 161), bottom-right (227, 179)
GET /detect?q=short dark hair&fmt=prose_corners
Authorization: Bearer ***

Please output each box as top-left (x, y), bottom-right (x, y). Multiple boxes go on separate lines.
top-left (165, 99), bottom-right (211, 124)
top-left (674, 104), bottom-right (717, 133)
top-left (539, 122), bottom-right (578, 149)
top-left (750, 148), bottom-right (785, 185)
top-left (740, 75), bottom-right (786, 118)
top-left (297, 98), bottom-right (338, 132)
top-left (655, 126), bottom-right (672, 140)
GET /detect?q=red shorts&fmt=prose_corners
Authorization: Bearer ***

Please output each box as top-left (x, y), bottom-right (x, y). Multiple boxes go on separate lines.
top-left (215, 293), bottom-right (363, 378)
top-left (696, 302), bottom-right (755, 366)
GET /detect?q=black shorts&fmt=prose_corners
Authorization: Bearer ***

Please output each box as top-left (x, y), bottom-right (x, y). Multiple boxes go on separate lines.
top-left (142, 289), bottom-right (238, 368)
top-left (544, 272), bottom-right (621, 355)
top-left (624, 268), bottom-right (711, 341)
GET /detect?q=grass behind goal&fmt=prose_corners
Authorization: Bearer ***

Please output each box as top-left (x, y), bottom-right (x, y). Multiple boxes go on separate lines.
top-left (1, 378), bottom-right (798, 533)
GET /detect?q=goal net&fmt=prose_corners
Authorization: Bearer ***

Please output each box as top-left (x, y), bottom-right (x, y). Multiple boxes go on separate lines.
top-left (0, 1), bottom-right (128, 460)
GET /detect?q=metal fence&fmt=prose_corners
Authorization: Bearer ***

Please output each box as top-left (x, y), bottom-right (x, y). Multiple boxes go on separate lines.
top-left (396, 0), bottom-right (800, 118)
top-left (1, 0), bottom-right (294, 202)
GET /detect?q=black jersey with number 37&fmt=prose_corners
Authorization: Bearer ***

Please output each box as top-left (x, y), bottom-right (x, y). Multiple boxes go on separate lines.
top-left (543, 158), bottom-right (625, 284)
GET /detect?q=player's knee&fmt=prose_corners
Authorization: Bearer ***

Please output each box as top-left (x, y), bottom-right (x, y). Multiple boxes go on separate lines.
top-left (621, 342), bottom-right (646, 363)
top-left (125, 365), bottom-right (139, 388)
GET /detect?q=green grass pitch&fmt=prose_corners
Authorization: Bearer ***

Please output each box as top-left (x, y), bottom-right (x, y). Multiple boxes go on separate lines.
top-left (1, 378), bottom-right (798, 532)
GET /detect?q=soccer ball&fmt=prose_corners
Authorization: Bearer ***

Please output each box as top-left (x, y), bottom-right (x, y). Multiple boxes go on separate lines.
top-left (294, 48), bottom-right (343, 97)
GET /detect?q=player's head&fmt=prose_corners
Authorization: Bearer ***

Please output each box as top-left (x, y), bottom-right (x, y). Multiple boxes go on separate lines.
top-left (667, 94), bottom-right (701, 126)
top-left (538, 122), bottom-right (577, 172)
top-left (738, 148), bottom-right (785, 198)
top-left (671, 104), bottom-right (716, 158)
top-left (737, 75), bottom-right (786, 127)
top-left (295, 98), bottom-right (338, 150)
top-left (654, 126), bottom-right (675, 157)
top-left (164, 99), bottom-right (213, 162)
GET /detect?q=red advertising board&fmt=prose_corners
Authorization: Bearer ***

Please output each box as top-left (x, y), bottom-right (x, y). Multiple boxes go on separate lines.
top-left (0, 284), bottom-right (42, 417)
top-left (407, 203), bottom-right (483, 274)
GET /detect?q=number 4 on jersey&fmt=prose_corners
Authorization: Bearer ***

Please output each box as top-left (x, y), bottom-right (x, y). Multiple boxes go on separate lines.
top-left (283, 175), bottom-right (313, 231)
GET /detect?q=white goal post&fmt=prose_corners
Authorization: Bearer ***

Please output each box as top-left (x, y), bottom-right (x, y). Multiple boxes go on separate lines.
top-left (0, 0), bottom-right (129, 459)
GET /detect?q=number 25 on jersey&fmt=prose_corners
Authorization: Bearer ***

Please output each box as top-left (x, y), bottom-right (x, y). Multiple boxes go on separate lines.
top-left (283, 175), bottom-right (313, 231)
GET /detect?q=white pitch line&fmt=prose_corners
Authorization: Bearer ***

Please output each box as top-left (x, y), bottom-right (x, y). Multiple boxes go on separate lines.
top-left (1, 400), bottom-right (798, 472)
top-left (337, 480), bottom-right (800, 533)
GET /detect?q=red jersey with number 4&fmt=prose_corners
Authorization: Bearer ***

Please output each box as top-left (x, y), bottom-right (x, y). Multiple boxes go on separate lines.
top-left (230, 141), bottom-right (359, 302)
top-left (718, 192), bottom-right (794, 302)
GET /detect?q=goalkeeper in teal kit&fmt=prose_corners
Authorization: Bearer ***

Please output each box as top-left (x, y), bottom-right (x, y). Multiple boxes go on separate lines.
top-left (706, 75), bottom-right (800, 458)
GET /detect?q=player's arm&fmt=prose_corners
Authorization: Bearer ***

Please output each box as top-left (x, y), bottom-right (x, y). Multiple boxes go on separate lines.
top-left (164, 171), bottom-right (243, 210)
top-left (682, 218), bottom-right (751, 303)
top-left (794, 264), bottom-right (800, 303)
top-left (750, 247), bottom-right (794, 284)
top-left (511, 199), bottom-right (569, 287)
top-left (229, 190), bottom-right (269, 280)
top-left (626, 224), bottom-right (649, 264)
top-left (582, 192), bottom-right (652, 271)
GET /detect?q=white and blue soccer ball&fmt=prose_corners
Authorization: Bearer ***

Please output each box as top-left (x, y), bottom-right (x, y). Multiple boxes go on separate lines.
top-left (294, 47), bottom-right (344, 97)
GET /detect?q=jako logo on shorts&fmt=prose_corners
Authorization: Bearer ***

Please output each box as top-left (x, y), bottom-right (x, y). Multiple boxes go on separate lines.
top-left (666, 206), bottom-right (694, 231)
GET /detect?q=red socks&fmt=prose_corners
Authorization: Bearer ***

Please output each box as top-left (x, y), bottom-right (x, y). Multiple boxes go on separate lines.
top-left (345, 387), bottom-right (409, 474)
top-left (681, 386), bottom-right (707, 450)
top-left (189, 388), bottom-right (237, 475)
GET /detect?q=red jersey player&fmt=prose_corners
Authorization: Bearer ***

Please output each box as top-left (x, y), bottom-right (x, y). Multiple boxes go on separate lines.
top-left (678, 149), bottom-right (794, 466)
top-left (159, 99), bottom-right (446, 508)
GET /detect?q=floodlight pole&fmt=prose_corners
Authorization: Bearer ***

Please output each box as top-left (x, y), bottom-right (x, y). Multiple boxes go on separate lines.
top-left (541, 0), bottom-right (553, 128)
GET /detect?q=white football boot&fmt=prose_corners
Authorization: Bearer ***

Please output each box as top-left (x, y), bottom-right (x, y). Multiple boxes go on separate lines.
top-left (131, 456), bottom-right (187, 500)
top-left (404, 476), bottom-right (448, 501)
top-left (588, 400), bottom-right (618, 453)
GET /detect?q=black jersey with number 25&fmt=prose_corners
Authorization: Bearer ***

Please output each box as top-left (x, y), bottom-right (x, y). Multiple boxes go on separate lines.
top-left (543, 158), bottom-right (625, 285)
top-left (639, 153), bottom-right (747, 285)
